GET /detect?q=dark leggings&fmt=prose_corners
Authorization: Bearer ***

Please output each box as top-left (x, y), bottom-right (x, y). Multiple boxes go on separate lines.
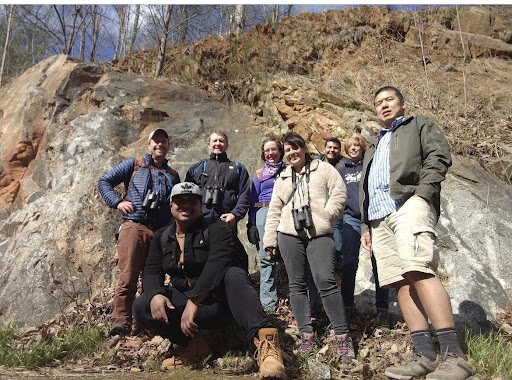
top-left (278, 232), bottom-right (348, 335)
top-left (133, 267), bottom-right (271, 346)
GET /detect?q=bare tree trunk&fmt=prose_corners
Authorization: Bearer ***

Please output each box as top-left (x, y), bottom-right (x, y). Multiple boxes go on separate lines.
top-left (230, 5), bottom-right (244, 35)
top-left (53, 5), bottom-right (68, 54)
top-left (272, 4), bottom-right (279, 23)
top-left (66, 5), bottom-right (81, 56)
top-left (154, 4), bottom-right (173, 78)
top-left (114, 5), bottom-right (126, 59)
top-left (285, 5), bottom-right (294, 18)
top-left (178, 5), bottom-right (189, 43)
top-left (122, 5), bottom-right (130, 56)
top-left (127, 4), bottom-right (140, 53)
top-left (78, 7), bottom-right (90, 61)
top-left (89, 5), bottom-right (101, 62)
top-left (0, 4), bottom-right (16, 87)
top-left (218, 7), bottom-right (224, 36)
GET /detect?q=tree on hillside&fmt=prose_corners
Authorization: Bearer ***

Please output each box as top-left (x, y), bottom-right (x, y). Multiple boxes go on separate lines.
top-left (113, 5), bottom-right (127, 59)
top-left (53, 5), bottom-right (82, 55)
top-left (229, 5), bottom-right (245, 35)
top-left (0, 4), bottom-right (15, 86)
top-left (127, 4), bottom-right (140, 53)
top-left (0, 5), bottom-right (53, 79)
top-left (154, 4), bottom-right (173, 78)
top-left (89, 5), bottom-right (104, 62)
top-left (177, 5), bottom-right (189, 44)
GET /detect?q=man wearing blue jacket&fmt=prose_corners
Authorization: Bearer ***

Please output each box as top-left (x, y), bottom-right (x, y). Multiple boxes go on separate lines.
top-left (98, 128), bottom-right (180, 336)
top-left (185, 130), bottom-right (251, 270)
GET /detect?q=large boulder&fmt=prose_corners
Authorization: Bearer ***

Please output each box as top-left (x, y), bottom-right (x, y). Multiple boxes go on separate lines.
top-left (0, 55), bottom-right (257, 326)
top-left (355, 154), bottom-right (512, 332)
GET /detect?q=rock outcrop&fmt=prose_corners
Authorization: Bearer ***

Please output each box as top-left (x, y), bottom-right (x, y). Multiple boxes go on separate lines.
top-left (0, 55), bottom-right (257, 325)
top-left (0, 5), bottom-right (511, 329)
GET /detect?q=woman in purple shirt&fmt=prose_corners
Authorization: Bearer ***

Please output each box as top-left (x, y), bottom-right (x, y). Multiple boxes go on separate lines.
top-left (247, 137), bottom-right (286, 311)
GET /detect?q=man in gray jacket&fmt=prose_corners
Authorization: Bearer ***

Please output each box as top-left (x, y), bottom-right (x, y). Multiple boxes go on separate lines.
top-left (360, 87), bottom-right (476, 380)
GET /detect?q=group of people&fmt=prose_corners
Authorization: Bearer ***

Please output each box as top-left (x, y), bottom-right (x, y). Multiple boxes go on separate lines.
top-left (98, 86), bottom-right (476, 380)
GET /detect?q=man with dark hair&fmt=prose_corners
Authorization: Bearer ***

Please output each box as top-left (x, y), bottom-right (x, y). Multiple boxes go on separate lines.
top-left (98, 128), bottom-right (180, 336)
top-left (132, 182), bottom-right (287, 380)
top-left (360, 86), bottom-right (476, 380)
top-left (316, 137), bottom-right (342, 167)
top-left (185, 130), bottom-right (251, 270)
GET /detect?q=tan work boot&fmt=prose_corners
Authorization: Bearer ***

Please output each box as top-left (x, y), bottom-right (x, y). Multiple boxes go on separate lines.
top-left (253, 328), bottom-right (287, 380)
top-left (161, 334), bottom-right (211, 370)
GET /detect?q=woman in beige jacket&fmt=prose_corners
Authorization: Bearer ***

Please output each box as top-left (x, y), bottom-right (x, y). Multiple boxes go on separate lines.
top-left (264, 132), bottom-right (354, 360)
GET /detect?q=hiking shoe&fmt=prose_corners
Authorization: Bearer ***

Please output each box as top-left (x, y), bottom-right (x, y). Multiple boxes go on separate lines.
top-left (293, 332), bottom-right (316, 355)
top-left (385, 354), bottom-right (439, 379)
top-left (334, 334), bottom-right (355, 361)
top-left (161, 334), bottom-right (211, 370)
top-left (109, 323), bottom-right (131, 337)
top-left (426, 353), bottom-right (477, 380)
top-left (253, 328), bottom-right (287, 380)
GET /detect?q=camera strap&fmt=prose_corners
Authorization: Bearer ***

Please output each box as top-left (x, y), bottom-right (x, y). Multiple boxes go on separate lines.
top-left (289, 161), bottom-right (310, 208)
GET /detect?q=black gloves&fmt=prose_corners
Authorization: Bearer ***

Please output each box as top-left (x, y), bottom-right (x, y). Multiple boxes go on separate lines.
top-left (247, 223), bottom-right (260, 245)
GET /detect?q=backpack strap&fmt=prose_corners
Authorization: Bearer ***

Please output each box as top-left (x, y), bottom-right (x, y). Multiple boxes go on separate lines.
top-left (235, 161), bottom-right (242, 176)
top-left (256, 168), bottom-right (262, 181)
top-left (128, 157), bottom-right (179, 191)
top-left (191, 159), bottom-right (207, 186)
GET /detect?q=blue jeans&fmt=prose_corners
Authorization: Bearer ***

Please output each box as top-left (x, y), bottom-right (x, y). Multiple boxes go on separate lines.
top-left (334, 214), bottom-right (389, 309)
top-left (256, 206), bottom-right (278, 311)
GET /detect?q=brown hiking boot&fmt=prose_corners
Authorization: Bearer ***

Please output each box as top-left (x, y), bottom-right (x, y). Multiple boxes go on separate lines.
top-left (161, 334), bottom-right (211, 370)
top-left (254, 328), bottom-right (287, 380)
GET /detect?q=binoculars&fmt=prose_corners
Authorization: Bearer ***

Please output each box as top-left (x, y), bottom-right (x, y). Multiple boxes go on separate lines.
top-left (292, 205), bottom-right (313, 230)
top-left (142, 190), bottom-right (160, 211)
top-left (204, 186), bottom-right (221, 209)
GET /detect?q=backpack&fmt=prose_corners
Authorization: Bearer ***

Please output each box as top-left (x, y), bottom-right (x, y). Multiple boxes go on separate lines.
top-left (127, 157), bottom-right (179, 195)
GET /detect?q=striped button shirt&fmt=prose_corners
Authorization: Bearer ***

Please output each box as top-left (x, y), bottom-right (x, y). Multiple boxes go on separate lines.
top-left (367, 116), bottom-right (405, 221)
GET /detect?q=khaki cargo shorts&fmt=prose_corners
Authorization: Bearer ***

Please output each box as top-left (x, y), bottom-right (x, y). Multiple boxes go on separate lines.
top-left (370, 195), bottom-right (439, 287)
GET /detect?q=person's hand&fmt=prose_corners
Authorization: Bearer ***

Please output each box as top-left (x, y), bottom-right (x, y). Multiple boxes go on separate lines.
top-left (181, 300), bottom-right (199, 338)
top-left (220, 213), bottom-right (236, 228)
top-left (117, 201), bottom-right (134, 215)
top-left (265, 246), bottom-right (278, 258)
top-left (361, 232), bottom-right (372, 251)
top-left (247, 223), bottom-right (260, 245)
top-left (150, 294), bottom-right (174, 323)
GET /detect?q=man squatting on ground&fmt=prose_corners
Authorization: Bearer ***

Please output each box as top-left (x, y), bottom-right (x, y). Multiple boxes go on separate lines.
top-left (185, 130), bottom-right (251, 271)
top-left (360, 86), bottom-right (476, 380)
top-left (132, 182), bottom-right (287, 380)
top-left (98, 128), bottom-right (180, 336)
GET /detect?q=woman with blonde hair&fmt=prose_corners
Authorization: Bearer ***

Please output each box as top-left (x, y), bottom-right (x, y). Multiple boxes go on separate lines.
top-left (335, 132), bottom-right (389, 320)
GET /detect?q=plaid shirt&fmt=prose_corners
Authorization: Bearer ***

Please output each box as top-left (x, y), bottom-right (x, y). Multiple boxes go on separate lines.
top-left (367, 116), bottom-right (405, 221)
